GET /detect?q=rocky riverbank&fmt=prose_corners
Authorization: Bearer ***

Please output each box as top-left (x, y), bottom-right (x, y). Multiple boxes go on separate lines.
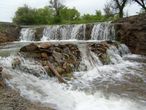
top-left (0, 87), bottom-right (53, 110)
top-left (0, 22), bottom-right (20, 44)
top-left (114, 13), bottom-right (146, 55)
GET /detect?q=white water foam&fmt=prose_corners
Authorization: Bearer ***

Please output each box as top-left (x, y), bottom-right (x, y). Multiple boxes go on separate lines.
top-left (20, 28), bottom-right (36, 41)
top-left (0, 56), bottom-right (145, 110)
top-left (91, 23), bottom-right (115, 40)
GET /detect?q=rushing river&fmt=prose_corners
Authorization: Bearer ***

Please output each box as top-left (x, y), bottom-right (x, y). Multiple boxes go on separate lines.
top-left (0, 41), bottom-right (146, 110)
top-left (0, 22), bottom-right (146, 110)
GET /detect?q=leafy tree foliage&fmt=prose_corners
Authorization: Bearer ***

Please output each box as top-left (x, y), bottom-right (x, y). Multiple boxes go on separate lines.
top-left (35, 7), bottom-right (54, 24)
top-left (13, 5), bottom-right (54, 25)
top-left (13, 5), bottom-right (36, 25)
top-left (60, 7), bottom-right (80, 22)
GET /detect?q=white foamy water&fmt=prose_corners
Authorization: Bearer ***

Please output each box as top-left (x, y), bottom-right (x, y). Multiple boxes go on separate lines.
top-left (91, 23), bottom-right (115, 40)
top-left (20, 28), bottom-right (36, 41)
top-left (20, 22), bottom-right (115, 41)
top-left (0, 55), bottom-right (146, 110)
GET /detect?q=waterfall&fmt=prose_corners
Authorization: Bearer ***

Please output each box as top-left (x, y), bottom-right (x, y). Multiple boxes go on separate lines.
top-left (91, 23), bottom-right (115, 40)
top-left (77, 43), bottom-right (103, 71)
top-left (20, 22), bottom-right (115, 41)
top-left (41, 24), bottom-right (86, 41)
top-left (6, 22), bottom-right (146, 110)
top-left (20, 28), bottom-right (36, 41)
top-left (41, 25), bottom-right (60, 41)
top-left (71, 24), bottom-right (86, 40)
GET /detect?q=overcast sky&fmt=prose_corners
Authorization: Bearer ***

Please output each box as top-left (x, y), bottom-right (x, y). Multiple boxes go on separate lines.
top-left (0, 0), bottom-right (141, 22)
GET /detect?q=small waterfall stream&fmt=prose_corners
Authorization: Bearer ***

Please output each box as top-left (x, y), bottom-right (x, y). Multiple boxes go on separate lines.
top-left (20, 28), bottom-right (36, 41)
top-left (1, 22), bottom-right (146, 110)
top-left (91, 23), bottom-right (115, 40)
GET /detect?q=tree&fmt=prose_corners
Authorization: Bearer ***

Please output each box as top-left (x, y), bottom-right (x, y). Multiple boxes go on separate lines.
top-left (104, 2), bottom-right (115, 18)
top-left (35, 7), bottom-right (54, 24)
top-left (133, 0), bottom-right (146, 11)
top-left (13, 5), bottom-right (36, 25)
top-left (81, 10), bottom-right (103, 23)
top-left (49, 0), bottom-right (64, 23)
top-left (13, 5), bottom-right (54, 25)
top-left (60, 7), bottom-right (80, 22)
top-left (111, 0), bottom-right (128, 18)
top-left (49, 0), bottom-right (64, 16)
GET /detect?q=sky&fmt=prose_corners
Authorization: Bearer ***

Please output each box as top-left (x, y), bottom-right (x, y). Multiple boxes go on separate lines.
top-left (0, 0), bottom-right (141, 22)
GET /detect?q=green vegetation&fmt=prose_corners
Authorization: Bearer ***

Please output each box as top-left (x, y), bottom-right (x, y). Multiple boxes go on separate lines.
top-left (13, 5), bottom-right (114, 25)
top-left (12, 0), bottom-right (146, 25)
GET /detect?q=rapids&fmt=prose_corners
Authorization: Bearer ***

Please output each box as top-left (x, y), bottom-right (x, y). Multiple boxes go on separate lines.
top-left (0, 22), bottom-right (146, 110)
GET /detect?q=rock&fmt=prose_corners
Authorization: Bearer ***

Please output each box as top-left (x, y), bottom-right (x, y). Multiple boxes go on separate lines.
top-left (0, 67), bottom-right (2, 72)
top-left (35, 27), bottom-right (44, 41)
top-left (41, 53), bottom-right (49, 60)
top-left (43, 66), bottom-right (53, 76)
top-left (56, 67), bottom-right (65, 75)
top-left (19, 43), bottom-right (82, 79)
top-left (99, 54), bottom-right (110, 65)
top-left (63, 62), bottom-right (73, 73)
top-left (41, 61), bottom-right (48, 66)
top-left (20, 43), bottom-right (39, 52)
top-left (0, 68), bottom-right (12, 88)
top-left (0, 88), bottom-right (53, 110)
top-left (52, 51), bottom-right (62, 63)
top-left (0, 67), bottom-right (4, 88)
top-left (114, 14), bottom-right (146, 55)
top-left (38, 43), bottom-right (51, 49)
top-left (11, 58), bottom-right (21, 69)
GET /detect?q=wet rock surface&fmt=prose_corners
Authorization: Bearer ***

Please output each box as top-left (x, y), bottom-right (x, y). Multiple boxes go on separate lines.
top-left (19, 41), bottom-right (123, 77)
top-left (20, 43), bottom-right (81, 77)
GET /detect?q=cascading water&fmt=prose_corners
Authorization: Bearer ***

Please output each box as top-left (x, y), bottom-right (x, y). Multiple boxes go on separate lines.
top-left (20, 22), bottom-right (115, 41)
top-left (0, 48), bottom-right (146, 110)
top-left (20, 28), bottom-right (36, 41)
top-left (91, 23), bottom-right (115, 40)
top-left (70, 24), bottom-right (86, 40)
top-left (2, 22), bottom-right (146, 110)
top-left (41, 24), bottom-right (86, 41)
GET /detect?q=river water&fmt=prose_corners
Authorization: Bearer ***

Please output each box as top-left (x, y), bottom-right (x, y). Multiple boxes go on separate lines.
top-left (0, 22), bottom-right (146, 110)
